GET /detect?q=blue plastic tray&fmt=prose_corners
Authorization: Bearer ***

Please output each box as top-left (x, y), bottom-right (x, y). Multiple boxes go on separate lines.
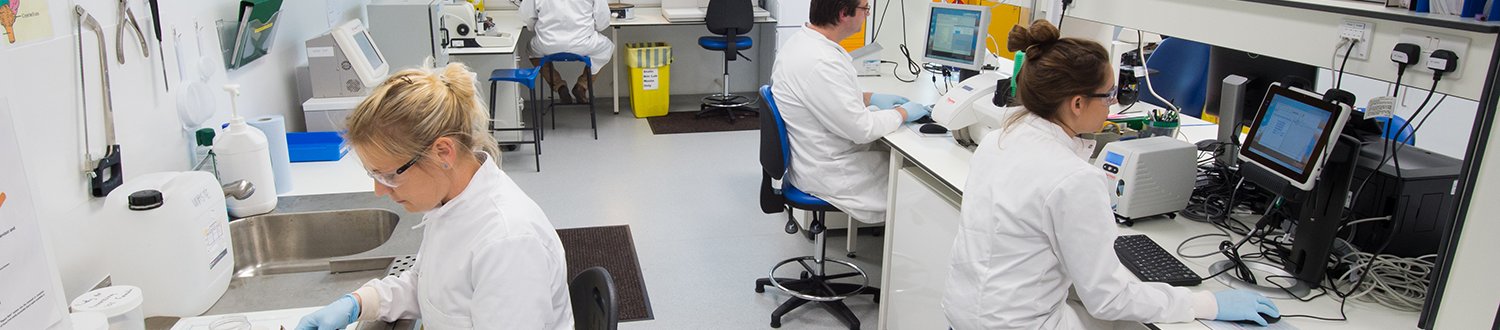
top-left (287, 132), bottom-right (349, 162)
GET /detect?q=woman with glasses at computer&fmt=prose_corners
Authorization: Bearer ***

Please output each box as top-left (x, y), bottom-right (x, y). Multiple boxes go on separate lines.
top-left (295, 63), bottom-right (574, 330)
top-left (941, 20), bottom-right (1279, 329)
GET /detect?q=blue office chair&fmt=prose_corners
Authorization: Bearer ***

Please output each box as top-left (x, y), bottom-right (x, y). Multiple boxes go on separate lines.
top-left (695, 0), bottom-right (759, 123)
top-left (488, 65), bottom-right (544, 171)
top-left (540, 53), bottom-right (599, 140)
top-left (1139, 38), bottom-right (1211, 118)
top-left (1374, 115), bottom-right (1416, 146)
top-left (754, 85), bottom-right (878, 330)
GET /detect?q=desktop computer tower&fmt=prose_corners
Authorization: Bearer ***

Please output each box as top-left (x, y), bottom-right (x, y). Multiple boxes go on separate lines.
top-left (1347, 142), bottom-right (1461, 258)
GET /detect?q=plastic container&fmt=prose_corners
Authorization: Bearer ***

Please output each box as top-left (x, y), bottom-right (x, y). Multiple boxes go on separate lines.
top-left (626, 42), bottom-right (672, 118)
top-left (69, 312), bottom-right (110, 330)
top-left (215, 116), bottom-right (278, 217)
top-left (102, 171), bottom-right (234, 317)
top-left (1142, 119), bottom-right (1179, 138)
top-left (69, 286), bottom-right (145, 330)
top-left (287, 132), bottom-right (349, 162)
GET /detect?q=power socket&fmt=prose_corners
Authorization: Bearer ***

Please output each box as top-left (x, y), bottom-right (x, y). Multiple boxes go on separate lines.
top-left (1400, 28), bottom-right (1470, 79)
top-left (1337, 19), bottom-right (1373, 60)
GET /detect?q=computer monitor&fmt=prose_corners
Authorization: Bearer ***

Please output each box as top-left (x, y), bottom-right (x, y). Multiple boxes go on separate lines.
top-left (330, 19), bottom-right (389, 88)
top-left (1204, 46), bottom-right (1318, 129)
top-left (924, 2), bottom-right (990, 71)
top-left (1238, 84), bottom-right (1351, 191)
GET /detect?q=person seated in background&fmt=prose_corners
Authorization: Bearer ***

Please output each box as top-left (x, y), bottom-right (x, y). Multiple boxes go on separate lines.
top-left (770, 0), bottom-right (930, 224)
top-left (296, 63), bottom-right (573, 330)
top-left (521, 0), bottom-right (614, 104)
top-left (942, 19), bottom-right (1279, 329)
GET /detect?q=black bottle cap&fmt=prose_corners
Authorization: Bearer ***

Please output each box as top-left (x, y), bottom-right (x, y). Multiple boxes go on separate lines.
top-left (127, 190), bottom-right (163, 211)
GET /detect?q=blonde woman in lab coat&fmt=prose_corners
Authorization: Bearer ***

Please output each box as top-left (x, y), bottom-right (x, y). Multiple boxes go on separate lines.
top-left (941, 20), bottom-right (1278, 329)
top-left (296, 63), bottom-right (573, 329)
top-left (521, 0), bottom-right (614, 103)
top-left (772, 0), bottom-right (929, 223)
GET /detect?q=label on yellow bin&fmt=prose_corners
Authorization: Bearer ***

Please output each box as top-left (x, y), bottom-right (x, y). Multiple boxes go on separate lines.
top-left (642, 69), bottom-right (659, 90)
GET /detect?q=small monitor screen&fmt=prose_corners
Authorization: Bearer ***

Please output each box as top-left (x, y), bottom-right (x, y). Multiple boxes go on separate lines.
top-left (926, 7), bottom-right (983, 66)
top-left (1245, 94), bottom-right (1333, 175)
top-left (353, 30), bottom-right (384, 69)
top-left (1239, 84), bottom-right (1346, 190)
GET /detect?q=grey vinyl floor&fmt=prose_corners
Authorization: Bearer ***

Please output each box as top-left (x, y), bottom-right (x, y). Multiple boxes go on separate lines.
top-left (497, 98), bottom-right (888, 330)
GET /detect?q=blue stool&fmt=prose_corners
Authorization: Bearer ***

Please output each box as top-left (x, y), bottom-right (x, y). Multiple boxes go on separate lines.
top-left (538, 53), bottom-right (598, 140)
top-left (753, 85), bottom-right (877, 330)
top-left (488, 65), bottom-right (544, 171)
top-left (695, 0), bottom-right (759, 123)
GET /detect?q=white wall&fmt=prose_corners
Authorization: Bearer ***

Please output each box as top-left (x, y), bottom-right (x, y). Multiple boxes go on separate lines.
top-left (0, 0), bottom-right (367, 299)
top-left (1314, 69), bottom-right (1477, 159)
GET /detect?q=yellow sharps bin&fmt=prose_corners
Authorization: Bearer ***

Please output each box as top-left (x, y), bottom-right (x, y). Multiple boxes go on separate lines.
top-left (626, 42), bottom-right (672, 118)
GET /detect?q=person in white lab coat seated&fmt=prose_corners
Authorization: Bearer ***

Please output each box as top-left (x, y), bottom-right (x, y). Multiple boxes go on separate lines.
top-left (942, 20), bottom-right (1279, 329)
top-left (771, 0), bottom-right (930, 224)
top-left (521, 0), bottom-right (613, 104)
top-left (296, 63), bottom-right (574, 330)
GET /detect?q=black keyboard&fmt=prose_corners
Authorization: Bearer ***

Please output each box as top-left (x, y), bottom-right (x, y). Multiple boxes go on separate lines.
top-left (1114, 234), bottom-right (1203, 286)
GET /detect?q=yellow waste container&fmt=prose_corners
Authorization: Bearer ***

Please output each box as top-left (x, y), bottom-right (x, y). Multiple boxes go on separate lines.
top-left (626, 42), bottom-right (672, 118)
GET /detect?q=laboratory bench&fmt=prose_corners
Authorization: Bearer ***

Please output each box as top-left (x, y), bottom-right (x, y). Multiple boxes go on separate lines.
top-left (859, 67), bottom-right (1422, 329)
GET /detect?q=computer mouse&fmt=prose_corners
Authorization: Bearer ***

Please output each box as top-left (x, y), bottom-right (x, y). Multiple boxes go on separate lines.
top-left (919, 124), bottom-right (948, 134)
top-left (915, 115), bottom-right (935, 124)
top-left (1262, 312), bottom-right (1280, 324)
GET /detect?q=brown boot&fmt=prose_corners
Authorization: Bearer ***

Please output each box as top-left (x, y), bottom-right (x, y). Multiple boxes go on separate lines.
top-left (554, 85), bottom-right (573, 104)
top-left (571, 84), bottom-right (590, 104)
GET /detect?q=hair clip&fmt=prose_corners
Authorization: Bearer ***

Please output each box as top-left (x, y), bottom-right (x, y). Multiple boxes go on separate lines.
top-left (399, 76), bottom-right (415, 84)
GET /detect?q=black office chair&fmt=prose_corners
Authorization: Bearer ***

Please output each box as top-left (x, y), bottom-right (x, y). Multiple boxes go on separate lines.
top-left (695, 0), bottom-right (759, 123)
top-left (569, 266), bottom-right (618, 330)
top-left (755, 85), bottom-right (878, 330)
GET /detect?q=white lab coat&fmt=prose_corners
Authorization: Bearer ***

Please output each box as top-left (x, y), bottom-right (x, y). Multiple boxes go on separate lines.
top-left (353, 153), bottom-right (574, 329)
top-left (942, 113), bottom-right (1216, 329)
top-left (521, 0), bottom-right (614, 74)
top-left (771, 26), bottom-right (905, 223)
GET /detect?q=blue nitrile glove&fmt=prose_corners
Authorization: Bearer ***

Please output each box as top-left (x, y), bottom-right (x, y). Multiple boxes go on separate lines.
top-left (899, 101), bottom-right (931, 122)
top-left (1213, 290), bottom-right (1279, 326)
top-left (296, 294), bottom-right (360, 330)
top-left (869, 93), bottom-right (910, 109)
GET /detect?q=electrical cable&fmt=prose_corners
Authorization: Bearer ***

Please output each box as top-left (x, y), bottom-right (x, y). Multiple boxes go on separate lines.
top-left (1136, 30), bottom-right (1179, 115)
top-left (1336, 40), bottom-right (1357, 90)
top-left (1348, 76), bottom-right (1440, 211)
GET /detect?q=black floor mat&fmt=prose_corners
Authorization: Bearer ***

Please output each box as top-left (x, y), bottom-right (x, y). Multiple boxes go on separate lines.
top-left (556, 225), bottom-right (653, 321)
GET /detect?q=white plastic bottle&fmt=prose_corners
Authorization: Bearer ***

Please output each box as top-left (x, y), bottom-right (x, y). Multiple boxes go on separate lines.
top-left (101, 172), bottom-right (233, 317)
top-left (214, 85), bottom-right (277, 217)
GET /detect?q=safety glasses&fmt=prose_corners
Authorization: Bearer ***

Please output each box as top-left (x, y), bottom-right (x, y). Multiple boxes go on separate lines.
top-left (367, 151), bottom-right (425, 188)
top-left (1086, 86), bottom-right (1119, 106)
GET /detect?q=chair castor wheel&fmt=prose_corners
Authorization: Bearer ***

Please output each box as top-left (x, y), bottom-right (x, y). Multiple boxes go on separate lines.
top-left (771, 319), bottom-right (781, 328)
top-left (500, 145), bottom-right (519, 152)
top-left (800, 271), bottom-right (810, 279)
top-left (847, 252), bottom-right (857, 258)
top-left (755, 283), bottom-right (765, 293)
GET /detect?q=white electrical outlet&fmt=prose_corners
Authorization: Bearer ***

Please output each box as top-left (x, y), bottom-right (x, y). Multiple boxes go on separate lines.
top-left (1337, 19), bottom-right (1373, 60)
top-left (1400, 28), bottom-right (1470, 80)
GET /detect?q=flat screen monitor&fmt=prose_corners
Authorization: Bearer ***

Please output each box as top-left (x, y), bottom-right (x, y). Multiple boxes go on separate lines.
top-left (924, 2), bottom-right (989, 71)
top-left (1238, 84), bottom-right (1350, 191)
top-left (331, 19), bottom-right (390, 88)
top-left (1204, 46), bottom-right (1318, 129)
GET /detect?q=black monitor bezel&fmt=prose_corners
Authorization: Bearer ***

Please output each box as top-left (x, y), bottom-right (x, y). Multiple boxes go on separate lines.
top-left (1239, 84), bottom-right (1345, 190)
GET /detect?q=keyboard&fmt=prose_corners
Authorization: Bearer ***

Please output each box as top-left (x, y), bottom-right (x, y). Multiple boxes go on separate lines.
top-left (1114, 234), bottom-right (1203, 286)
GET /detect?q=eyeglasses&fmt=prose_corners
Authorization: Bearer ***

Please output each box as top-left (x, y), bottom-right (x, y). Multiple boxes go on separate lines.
top-left (367, 151), bottom-right (425, 187)
top-left (1086, 86), bottom-right (1119, 105)
top-left (856, 5), bottom-right (871, 12)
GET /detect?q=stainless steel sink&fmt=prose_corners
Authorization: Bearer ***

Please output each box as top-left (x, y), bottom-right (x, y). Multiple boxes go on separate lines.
top-left (230, 209), bottom-right (400, 277)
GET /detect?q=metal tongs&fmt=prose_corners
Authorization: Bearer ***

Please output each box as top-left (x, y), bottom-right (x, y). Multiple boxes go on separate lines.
top-left (116, 0), bottom-right (149, 64)
top-left (76, 5), bottom-right (124, 197)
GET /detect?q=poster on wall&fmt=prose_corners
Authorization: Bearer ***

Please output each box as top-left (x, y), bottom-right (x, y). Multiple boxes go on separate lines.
top-left (0, 98), bottom-right (66, 329)
top-left (0, 0), bottom-right (54, 48)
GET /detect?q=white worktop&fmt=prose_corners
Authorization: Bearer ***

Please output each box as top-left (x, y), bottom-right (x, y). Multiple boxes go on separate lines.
top-left (446, 10), bottom-right (527, 55)
top-left (281, 150), bottom-right (374, 197)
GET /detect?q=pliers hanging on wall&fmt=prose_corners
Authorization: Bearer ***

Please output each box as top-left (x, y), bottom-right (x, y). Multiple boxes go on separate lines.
top-left (116, 0), bottom-right (149, 64)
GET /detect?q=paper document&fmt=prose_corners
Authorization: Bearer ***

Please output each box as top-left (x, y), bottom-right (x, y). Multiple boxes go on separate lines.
top-left (0, 99), bottom-right (65, 330)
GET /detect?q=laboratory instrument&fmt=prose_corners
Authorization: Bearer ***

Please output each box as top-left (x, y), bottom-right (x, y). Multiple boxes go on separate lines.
top-left (929, 71), bottom-right (1012, 147)
top-left (215, 85), bottom-right (278, 217)
top-left (75, 5), bottom-right (124, 198)
top-left (1346, 136), bottom-right (1461, 258)
top-left (442, 2), bottom-right (507, 48)
top-left (306, 19), bottom-right (390, 98)
top-left (1114, 234), bottom-right (1203, 286)
top-left (923, 2), bottom-right (990, 73)
top-left (101, 171), bottom-right (235, 317)
top-left (609, 2), bottom-right (635, 20)
top-left (1094, 136), bottom-right (1197, 224)
top-left (367, 0), bottom-right (449, 70)
top-left (115, 0), bottom-right (150, 64)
